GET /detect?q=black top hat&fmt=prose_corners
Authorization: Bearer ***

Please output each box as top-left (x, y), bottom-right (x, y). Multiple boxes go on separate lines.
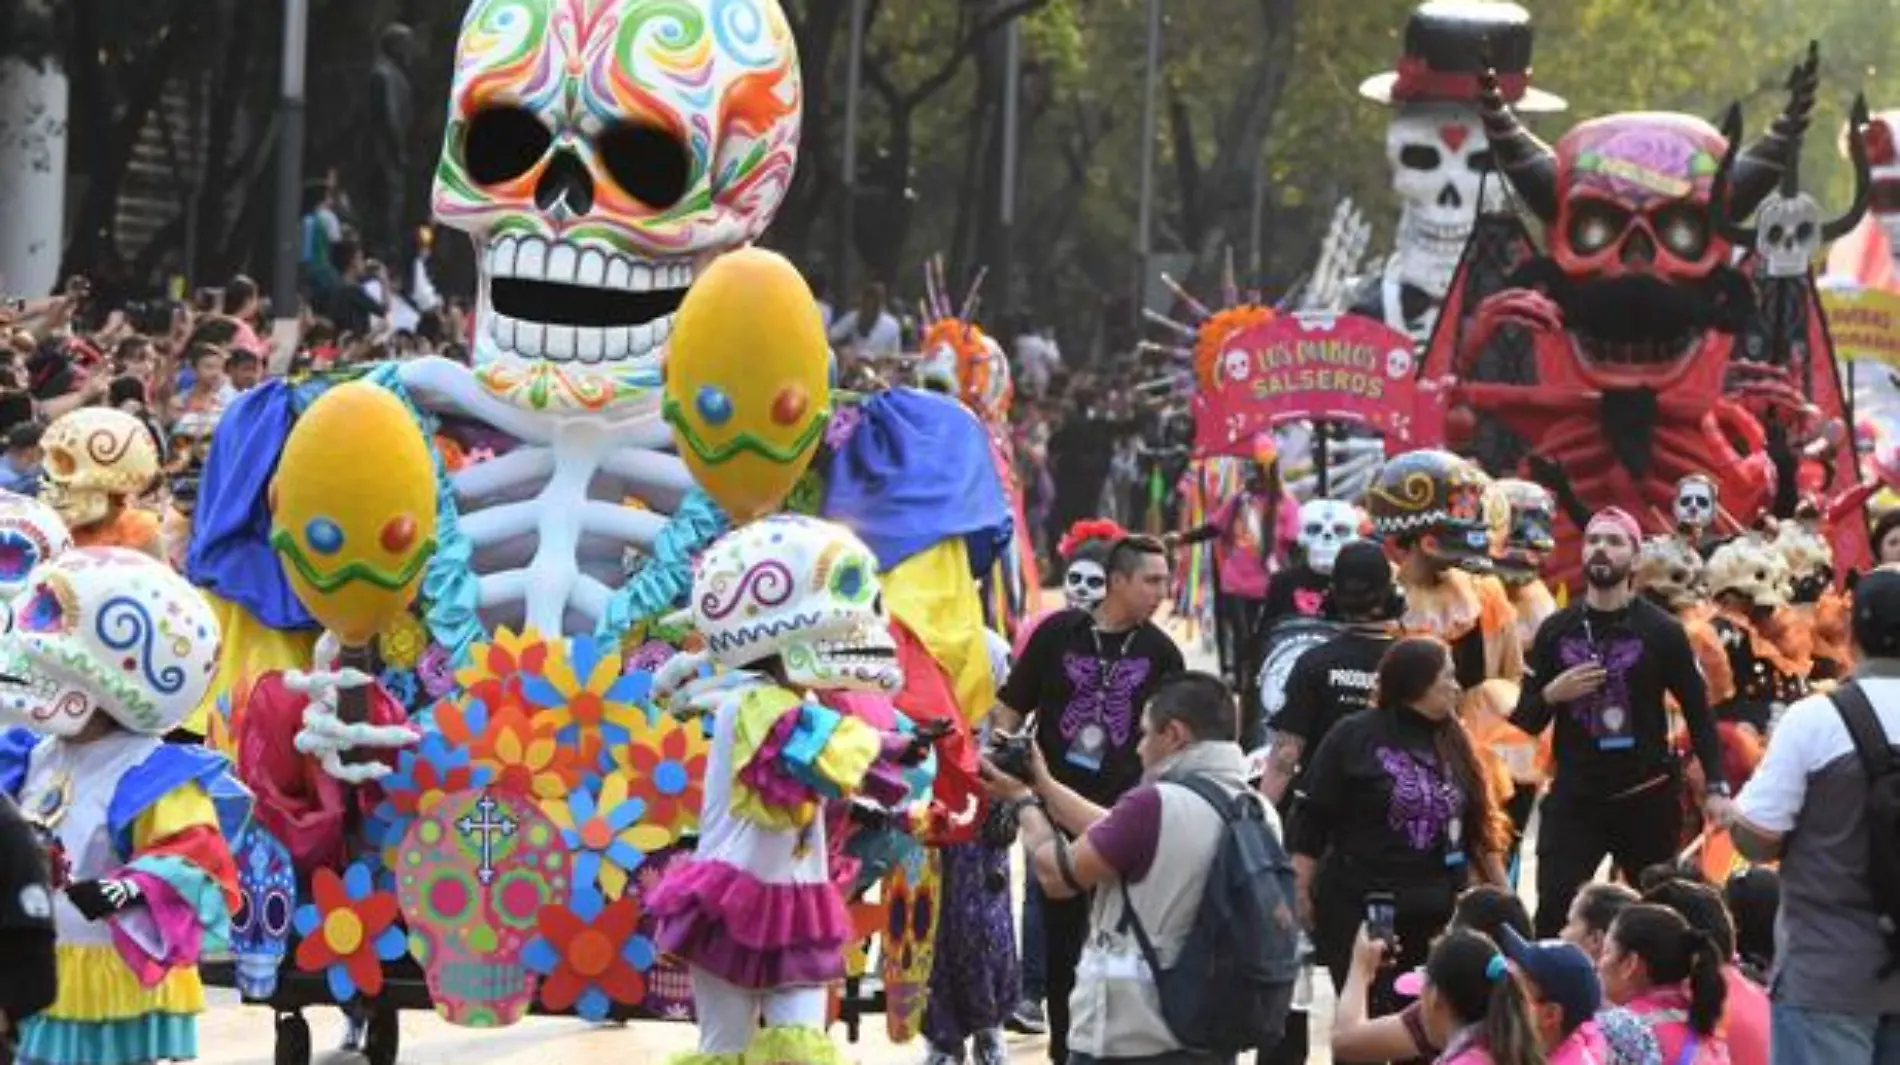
top-left (1359, 1), bottom-right (1565, 113)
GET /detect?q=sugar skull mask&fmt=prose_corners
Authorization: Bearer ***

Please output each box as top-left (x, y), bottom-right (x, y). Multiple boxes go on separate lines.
top-left (0, 491), bottom-right (71, 616)
top-left (434, 0), bottom-right (802, 389)
top-left (230, 821), bottom-right (297, 1000)
top-left (1634, 534), bottom-right (1706, 612)
top-left (39, 407), bottom-right (159, 532)
top-left (1367, 449), bottom-right (1495, 573)
top-left (1296, 500), bottom-right (1360, 576)
top-left (691, 514), bottom-right (902, 694)
top-left (0, 548), bottom-right (221, 738)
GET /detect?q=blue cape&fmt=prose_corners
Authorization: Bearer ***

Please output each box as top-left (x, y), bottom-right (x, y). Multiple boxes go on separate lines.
top-left (820, 388), bottom-right (1012, 575)
top-left (185, 381), bottom-right (318, 629)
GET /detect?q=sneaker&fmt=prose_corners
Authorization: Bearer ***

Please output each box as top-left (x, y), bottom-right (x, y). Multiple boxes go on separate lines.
top-left (1006, 999), bottom-right (1046, 1035)
top-left (974, 1029), bottom-right (1008, 1065)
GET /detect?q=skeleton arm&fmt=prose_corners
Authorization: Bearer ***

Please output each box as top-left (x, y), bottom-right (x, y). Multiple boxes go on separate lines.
top-left (286, 634), bottom-right (418, 784)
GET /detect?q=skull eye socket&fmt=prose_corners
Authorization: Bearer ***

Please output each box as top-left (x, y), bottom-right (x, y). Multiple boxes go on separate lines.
top-left (463, 105), bottom-right (554, 186)
top-left (1568, 202), bottom-right (1628, 255)
top-left (1398, 144), bottom-right (1442, 170)
top-left (1672, 568), bottom-right (1689, 583)
top-left (598, 122), bottom-right (692, 210)
top-left (262, 889), bottom-right (293, 938)
top-left (1303, 523), bottom-right (1321, 536)
top-left (1467, 149), bottom-right (1494, 172)
top-left (1653, 205), bottom-right (1710, 259)
top-left (1794, 221), bottom-right (1816, 242)
top-left (1767, 224), bottom-right (1786, 244)
top-left (233, 893), bottom-right (255, 934)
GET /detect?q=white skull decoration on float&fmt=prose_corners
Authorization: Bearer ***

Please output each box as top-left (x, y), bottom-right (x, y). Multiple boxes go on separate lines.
top-left (401, 0), bottom-right (803, 637)
top-left (0, 492), bottom-right (71, 630)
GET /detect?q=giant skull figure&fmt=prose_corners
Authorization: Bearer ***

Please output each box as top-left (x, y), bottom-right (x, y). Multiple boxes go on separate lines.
top-left (1353, 2), bottom-right (1564, 340)
top-left (402, 0), bottom-right (802, 636)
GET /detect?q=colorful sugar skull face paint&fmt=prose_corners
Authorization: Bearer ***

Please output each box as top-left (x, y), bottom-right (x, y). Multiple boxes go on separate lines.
top-left (0, 547), bottom-right (221, 738)
top-left (434, 0), bottom-right (802, 407)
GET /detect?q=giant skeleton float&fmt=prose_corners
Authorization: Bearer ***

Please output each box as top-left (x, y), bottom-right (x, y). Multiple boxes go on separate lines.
top-left (0, 3), bottom-right (1012, 1064)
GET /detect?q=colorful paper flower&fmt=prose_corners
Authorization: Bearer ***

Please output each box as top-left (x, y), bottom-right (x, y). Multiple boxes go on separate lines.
top-left (373, 734), bottom-right (495, 868)
top-left (522, 886), bottom-right (655, 1020)
top-left (616, 716), bottom-right (709, 843)
top-left (543, 771), bottom-right (672, 900)
top-left (416, 644), bottom-right (456, 700)
top-left (454, 628), bottom-right (553, 710)
top-left (470, 704), bottom-right (583, 800)
top-left (523, 635), bottom-right (654, 747)
top-left (293, 863), bottom-right (405, 1001)
top-left (379, 613), bottom-right (428, 670)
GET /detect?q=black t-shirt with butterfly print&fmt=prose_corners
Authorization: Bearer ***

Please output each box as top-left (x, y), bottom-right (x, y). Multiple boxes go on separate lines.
top-left (999, 608), bottom-right (1186, 807)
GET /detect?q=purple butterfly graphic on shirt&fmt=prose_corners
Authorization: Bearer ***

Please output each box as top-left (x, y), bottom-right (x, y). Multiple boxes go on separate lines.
top-left (1375, 746), bottom-right (1461, 851)
top-left (1556, 635), bottom-right (1644, 737)
top-left (1058, 653), bottom-right (1152, 746)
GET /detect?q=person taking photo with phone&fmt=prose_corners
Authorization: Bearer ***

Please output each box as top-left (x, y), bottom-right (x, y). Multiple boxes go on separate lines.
top-left (1291, 636), bottom-right (1511, 1015)
top-left (1509, 508), bottom-right (1730, 938)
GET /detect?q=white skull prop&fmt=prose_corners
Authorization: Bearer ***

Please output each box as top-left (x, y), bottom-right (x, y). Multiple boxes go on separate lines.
top-left (397, 788), bottom-right (571, 1027)
top-left (1297, 500), bottom-right (1360, 575)
top-left (1634, 535), bottom-right (1706, 612)
top-left (0, 547), bottom-right (220, 738)
top-left (691, 514), bottom-right (901, 694)
top-left (1705, 535), bottom-right (1790, 610)
top-left (1063, 558), bottom-right (1108, 610)
top-left (1387, 101), bottom-right (1493, 299)
top-left (39, 407), bottom-right (160, 532)
top-left (0, 491), bottom-right (71, 625)
top-left (434, 0), bottom-right (802, 382)
top-left (1756, 190), bottom-right (1822, 278)
top-left (1672, 474), bottom-right (1718, 534)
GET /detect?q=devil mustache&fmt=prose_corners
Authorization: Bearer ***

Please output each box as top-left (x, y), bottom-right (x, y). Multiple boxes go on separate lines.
top-left (1507, 257), bottom-right (1757, 342)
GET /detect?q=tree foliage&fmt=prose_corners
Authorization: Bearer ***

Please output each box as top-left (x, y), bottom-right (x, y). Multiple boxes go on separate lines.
top-left (20, 0), bottom-right (1900, 351)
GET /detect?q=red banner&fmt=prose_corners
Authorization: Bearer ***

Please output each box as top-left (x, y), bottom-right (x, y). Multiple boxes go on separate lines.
top-left (1192, 311), bottom-right (1423, 457)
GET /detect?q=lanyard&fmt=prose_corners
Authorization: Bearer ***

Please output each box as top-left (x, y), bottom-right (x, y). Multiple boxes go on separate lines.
top-left (1089, 625), bottom-right (1137, 699)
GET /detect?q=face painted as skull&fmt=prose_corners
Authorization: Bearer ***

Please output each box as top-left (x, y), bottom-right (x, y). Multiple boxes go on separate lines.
top-left (434, 0), bottom-right (802, 383)
top-left (1063, 558), bottom-right (1108, 610)
top-left (1673, 474), bottom-right (1717, 533)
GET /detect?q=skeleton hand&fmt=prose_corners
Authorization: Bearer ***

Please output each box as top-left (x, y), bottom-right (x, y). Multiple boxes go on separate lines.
top-left (1465, 289), bottom-right (1564, 372)
top-left (287, 638), bottom-right (418, 784)
top-left (67, 877), bottom-right (142, 921)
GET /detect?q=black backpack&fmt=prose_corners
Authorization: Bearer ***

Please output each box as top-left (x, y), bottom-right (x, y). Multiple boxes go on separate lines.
top-left (1828, 683), bottom-right (1900, 974)
top-left (1119, 773), bottom-right (1300, 1054)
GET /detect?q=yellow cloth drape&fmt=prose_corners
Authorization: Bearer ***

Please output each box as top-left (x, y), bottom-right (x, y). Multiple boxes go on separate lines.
top-left (184, 591), bottom-right (319, 739)
top-left (881, 539), bottom-right (995, 726)
top-left (42, 944), bottom-right (204, 1022)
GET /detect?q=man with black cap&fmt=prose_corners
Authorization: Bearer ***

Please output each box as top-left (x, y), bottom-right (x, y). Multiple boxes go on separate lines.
top-left (1728, 566), bottom-right (1900, 1065)
top-left (1262, 540), bottom-right (1402, 807)
top-left (1511, 506), bottom-right (1729, 938)
top-left (0, 789), bottom-right (56, 1061)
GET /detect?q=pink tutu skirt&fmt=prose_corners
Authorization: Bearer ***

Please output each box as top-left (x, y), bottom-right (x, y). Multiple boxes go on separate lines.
top-left (645, 858), bottom-right (851, 990)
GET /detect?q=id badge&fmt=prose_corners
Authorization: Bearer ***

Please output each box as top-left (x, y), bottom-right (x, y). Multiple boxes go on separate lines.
top-left (1065, 724), bottom-right (1107, 773)
top-left (1444, 816), bottom-right (1466, 868)
top-left (1597, 703), bottom-right (1635, 751)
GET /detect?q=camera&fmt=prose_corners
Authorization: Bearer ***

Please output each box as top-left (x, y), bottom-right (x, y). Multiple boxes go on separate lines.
top-left (989, 731), bottom-right (1037, 783)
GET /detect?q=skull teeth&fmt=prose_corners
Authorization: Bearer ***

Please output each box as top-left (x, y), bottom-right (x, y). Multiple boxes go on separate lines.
top-left (486, 236), bottom-right (691, 293)
top-left (487, 313), bottom-right (673, 365)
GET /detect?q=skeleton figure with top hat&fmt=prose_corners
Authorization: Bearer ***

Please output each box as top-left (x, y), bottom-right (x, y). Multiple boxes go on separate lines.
top-left (1352, 1), bottom-right (1565, 344)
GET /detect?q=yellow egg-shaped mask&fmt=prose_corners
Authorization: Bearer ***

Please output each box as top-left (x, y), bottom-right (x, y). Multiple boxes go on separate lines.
top-left (663, 248), bottom-right (831, 521)
top-left (270, 381), bottom-right (439, 646)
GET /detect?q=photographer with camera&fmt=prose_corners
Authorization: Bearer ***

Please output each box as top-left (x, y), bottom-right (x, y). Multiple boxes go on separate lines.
top-left (981, 672), bottom-right (1270, 1065)
top-left (993, 535), bottom-right (1185, 1062)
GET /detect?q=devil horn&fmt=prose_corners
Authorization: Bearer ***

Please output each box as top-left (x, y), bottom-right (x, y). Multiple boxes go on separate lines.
top-left (1727, 41), bottom-right (1821, 221)
top-left (1709, 102), bottom-right (1756, 247)
top-left (1824, 93), bottom-right (1874, 242)
top-left (1478, 65), bottom-right (1559, 225)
